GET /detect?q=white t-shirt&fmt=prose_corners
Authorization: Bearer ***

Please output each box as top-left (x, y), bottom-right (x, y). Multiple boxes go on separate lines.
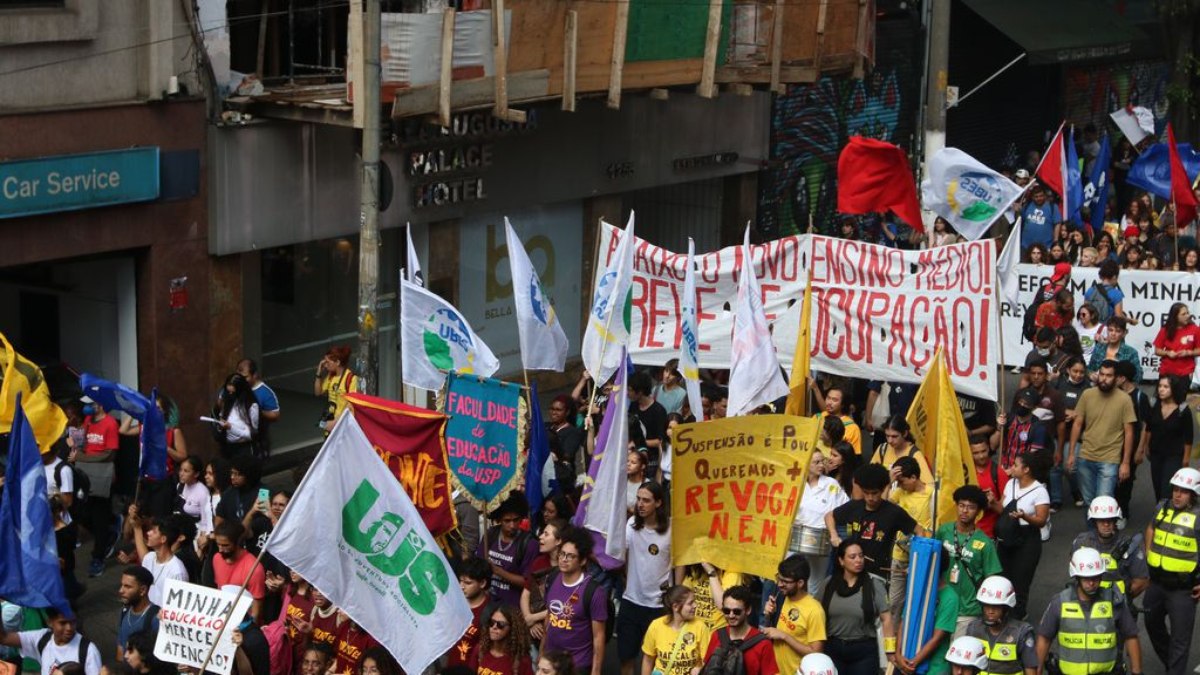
top-left (623, 517), bottom-right (672, 607)
top-left (142, 552), bottom-right (189, 606)
top-left (1003, 479), bottom-right (1050, 528)
top-left (18, 629), bottom-right (102, 675)
top-left (44, 459), bottom-right (74, 524)
top-left (796, 475), bottom-right (849, 528)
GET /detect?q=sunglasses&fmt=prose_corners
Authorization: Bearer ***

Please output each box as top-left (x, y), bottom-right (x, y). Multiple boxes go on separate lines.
top-left (720, 608), bottom-right (744, 616)
top-left (489, 620), bottom-right (509, 629)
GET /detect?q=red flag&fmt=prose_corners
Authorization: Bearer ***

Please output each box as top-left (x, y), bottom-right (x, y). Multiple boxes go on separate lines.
top-left (1168, 123), bottom-right (1199, 228)
top-left (345, 393), bottom-right (457, 537)
top-left (837, 136), bottom-right (924, 231)
top-left (1035, 123), bottom-right (1066, 199)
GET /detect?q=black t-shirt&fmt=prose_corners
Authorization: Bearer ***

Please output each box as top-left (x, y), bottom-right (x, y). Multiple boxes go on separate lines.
top-left (957, 394), bottom-right (997, 432)
top-left (630, 400), bottom-right (668, 461)
top-left (831, 500), bottom-right (917, 576)
top-left (1146, 401), bottom-right (1193, 458)
top-left (237, 621), bottom-right (271, 675)
top-left (216, 485), bottom-right (259, 523)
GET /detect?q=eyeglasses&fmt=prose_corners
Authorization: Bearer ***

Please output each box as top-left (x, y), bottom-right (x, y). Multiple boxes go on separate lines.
top-left (489, 620), bottom-right (510, 629)
top-left (774, 575), bottom-right (797, 585)
top-left (720, 608), bottom-right (744, 616)
top-left (559, 552), bottom-right (580, 561)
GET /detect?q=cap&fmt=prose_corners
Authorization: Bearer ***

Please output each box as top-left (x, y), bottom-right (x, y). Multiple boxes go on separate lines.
top-left (79, 395), bottom-right (94, 404)
top-left (1015, 168), bottom-right (1030, 179)
top-left (1016, 387), bottom-right (1040, 408)
top-left (1050, 262), bottom-right (1072, 281)
top-left (1123, 226), bottom-right (1140, 239)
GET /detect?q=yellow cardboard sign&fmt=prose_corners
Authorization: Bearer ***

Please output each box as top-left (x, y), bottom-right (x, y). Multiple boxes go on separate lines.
top-left (670, 415), bottom-right (820, 578)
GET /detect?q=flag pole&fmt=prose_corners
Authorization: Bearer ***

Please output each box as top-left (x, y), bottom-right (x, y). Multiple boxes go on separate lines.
top-left (992, 263), bottom-right (1008, 472)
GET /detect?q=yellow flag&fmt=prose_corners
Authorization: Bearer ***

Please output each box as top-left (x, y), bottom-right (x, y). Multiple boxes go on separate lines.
top-left (905, 348), bottom-right (976, 529)
top-left (784, 271), bottom-right (813, 417)
top-left (0, 332), bottom-right (67, 453)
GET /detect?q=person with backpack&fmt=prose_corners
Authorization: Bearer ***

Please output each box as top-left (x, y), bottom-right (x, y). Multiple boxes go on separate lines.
top-left (1088, 316), bottom-right (1141, 383)
top-left (702, 585), bottom-right (779, 675)
top-left (868, 416), bottom-right (932, 489)
top-left (0, 608), bottom-right (101, 675)
top-left (115, 566), bottom-right (159, 663)
top-left (476, 491), bottom-right (538, 608)
top-left (993, 388), bottom-right (1050, 472)
top-left (541, 527), bottom-right (608, 675)
top-left (820, 540), bottom-right (895, 675)
top-left (1021, 262), bottom-right (1071, 344)
top-left (761, 555), bottom-right (825, 675)
top-left (1083, 260), bottom-right (1126, 322)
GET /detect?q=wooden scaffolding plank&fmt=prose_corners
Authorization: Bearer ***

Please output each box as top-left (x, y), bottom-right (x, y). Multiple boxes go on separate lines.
top-left (696, 0), bottom-right (723, 98)
top-left (607, 0), bottom-right (630, 109)
top-left (391, 70), bottom-right (551, 118)
top-left (769, 0), bottom-right (785, 94)
top-left (815, 0), bottom-right (829, 71)
top-left (562, 9), bottom-right (578, 111)
top-left (439, 8), bottom-right (456, 127)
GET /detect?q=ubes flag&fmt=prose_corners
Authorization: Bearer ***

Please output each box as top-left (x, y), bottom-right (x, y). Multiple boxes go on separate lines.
top-left (345, 393), bottom-right (456, 537)
top-left (269, 412), bottom-right (472, 675)
top-left (671, 415), bottom-right (820, 578)
top-left (0, 396), bottom-right (71, 615)
top-left (401, 278), bottom-right (499, 391)
top-left (837, 136), bottom-right (923, 230)
top-left (0, 332), bottom-right (66, 453)
top-left (678, 239), bottom-right (704, 421)
top-left (920, 148), bottom-right (1023, 241)
top-left (728, 226), bottom-right (788, 416)
top-left (505, 218), bottom-right (569, 371)
top-left (905, 348), bottom-right (976, 529)
top-left (582, 213), bottom-right (635, 385)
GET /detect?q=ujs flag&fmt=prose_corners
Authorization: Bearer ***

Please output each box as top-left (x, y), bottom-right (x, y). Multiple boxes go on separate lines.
top-left (920, 148), bottom-right (1023, 241)
top-left (728, 226), bottom-right (788, 416)
top-left (0, 396), bottom-right (71, 614)
top-left (582, 213), bottom-right (635, 386)
top-left (505, 218), bottom-right (569, 371)
top-left (269, 412), bottom-right (473, 675)
top-left (401, 279), bottom-right (499, 391)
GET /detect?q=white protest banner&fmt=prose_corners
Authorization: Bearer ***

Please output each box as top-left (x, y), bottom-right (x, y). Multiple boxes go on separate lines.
top-left (1000, 264), bottom-right (1198, 381)
top-left (154, 579), bottom-right (253, 675)
top-left (597, 223), bottom-right (1000, 400)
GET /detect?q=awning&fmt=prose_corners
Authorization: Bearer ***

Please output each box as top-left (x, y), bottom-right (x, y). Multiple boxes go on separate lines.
top-left (961, 0), bottom-right (1154, 65)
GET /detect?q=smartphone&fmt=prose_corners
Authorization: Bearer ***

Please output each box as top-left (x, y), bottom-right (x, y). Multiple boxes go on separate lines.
top-left (258, 488), bottom-right (272, 511)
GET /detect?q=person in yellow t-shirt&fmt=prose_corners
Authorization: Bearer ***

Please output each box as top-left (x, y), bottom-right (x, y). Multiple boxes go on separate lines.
top-left (762, 555), bottom-right (826, 675)
top-left (313, 345), bottom-right (360, 434)
top-left (679, 563), bottom-right (744, 633)
top-left (886, 456), bottom-right (934, 617)
top-left (641, 586), bottom-right (712, 675)
top-left (870, 415), bottom-right (933, 489)
top-left (810, 383), bottom-right (863, 456)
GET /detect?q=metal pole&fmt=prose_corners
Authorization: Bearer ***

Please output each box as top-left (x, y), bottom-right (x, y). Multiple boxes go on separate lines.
top-left (921, 0), bottom-right (950, 174)
top-left (356, 0), bottom-right (382, 395)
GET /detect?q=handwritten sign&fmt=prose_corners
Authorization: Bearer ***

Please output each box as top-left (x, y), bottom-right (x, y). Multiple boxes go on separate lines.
top-left (440, 372), bottom-right (526, 510)
top-left (597, 223), bottom-right (1000, 400)
top-left (153, 579), bottom-right (253, 675)
top-left (347, 393), bottom-right (457, 537)
top-left (670, 415), bottom-right (820, 578)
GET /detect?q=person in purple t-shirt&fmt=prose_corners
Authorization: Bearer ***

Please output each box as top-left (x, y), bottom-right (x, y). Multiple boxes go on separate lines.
top-left (476, 491), bottom-right (539, 607)
top-left (541, 527), bottom-right (609, 675)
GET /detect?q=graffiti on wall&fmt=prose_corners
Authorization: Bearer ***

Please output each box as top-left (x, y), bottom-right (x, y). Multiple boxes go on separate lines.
top-left (758, 64), bottom-right (914, 238)
top-left (1063, 60), bottom-right (1169, 139)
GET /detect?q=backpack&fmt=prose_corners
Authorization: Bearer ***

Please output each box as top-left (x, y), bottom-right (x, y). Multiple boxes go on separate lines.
top-left (1022, 286), bottom-right (1054, 341)
top-left (58, 461), bottom-right (90, 504)
top-left (700, 629), bottom-right (770, 675)
top-left (1084, 282), bottom-right (1115, 322)
top-left (545, 569), bottom-right (616, 637)
top-left (36, 631), bottom-right (92, 667)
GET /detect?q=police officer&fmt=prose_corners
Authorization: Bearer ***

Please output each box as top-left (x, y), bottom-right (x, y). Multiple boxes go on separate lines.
top-left (964, 576), bottom-right (1038, 675)
top-left (946, 636), bottom-right (990, 675)
top-left (1143, 467), bottom-right (1200, 675)
top-left (1035, 548), bottom-right (1142, 675)
top-left (1072, 496), bottom-right (1148, 599)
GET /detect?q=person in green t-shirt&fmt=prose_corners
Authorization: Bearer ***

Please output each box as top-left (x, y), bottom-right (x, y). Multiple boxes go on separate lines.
top-left (936, 485), bottom-right (1002, 635)
top-left (896, 555), bottom-right (959, 675)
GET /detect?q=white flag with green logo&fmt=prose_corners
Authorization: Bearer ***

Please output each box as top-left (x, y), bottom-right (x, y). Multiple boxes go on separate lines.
top-left (268, 412), bottom-right (473, 675)
top-left (921, 147), bottom-right (1023, 241)
top-left (506, 217), bottom-right (569, 371)
top-left (401, 278), bottom-right (499, 391)
top-left (581, 213), bottom-right (635, 385)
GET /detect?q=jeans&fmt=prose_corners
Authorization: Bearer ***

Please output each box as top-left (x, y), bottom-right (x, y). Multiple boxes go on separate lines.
top-left (1076, 457), bottom-right (1118, 513)
top-left (1063, 442), bottom-right (1083, 502)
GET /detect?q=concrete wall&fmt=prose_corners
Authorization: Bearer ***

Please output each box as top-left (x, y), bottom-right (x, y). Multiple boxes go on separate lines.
top-left (0, 0), bottom-right (197, 111)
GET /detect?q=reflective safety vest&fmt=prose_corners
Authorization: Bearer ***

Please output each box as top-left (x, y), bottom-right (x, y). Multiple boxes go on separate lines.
top-left (965, 619), bottom-right (1028, 675)
top-left (1055, 589), bottom-right (1119, 675)
top-left (1147, 504), bottom-right (1200, 575)
top-left (1074, 533), bottom-right (1130, 595)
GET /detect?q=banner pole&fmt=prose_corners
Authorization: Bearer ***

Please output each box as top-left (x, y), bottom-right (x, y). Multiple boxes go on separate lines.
top-left (992, 263), bottom-right (1008, 468)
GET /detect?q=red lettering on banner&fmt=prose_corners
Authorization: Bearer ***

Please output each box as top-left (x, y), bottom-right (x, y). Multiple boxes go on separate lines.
top-left (645, 278), bottom-right (672, 347)
top-left (707, 482), bottom-right (725, 511)
top-left (710, 513), bottom-right (729, 539)
top-left (730, 481), bottom-right (753, 511)
top-left (669, 281), bottom-right (683, 350)
top-left (762, 237), bottom-right (800, 282)
top-left (696, 287), bottom-right (718, 352)
top-left (684, 485), bottom-right (702, 514)
top-left (760, 284), bottom-right (781, 321)
top-left (602, 229), bottom-right (621, 267)
top-left (700, 252), bottom-right (721, 283)
top-left (738, 515), bottom-right (755, 543)
top-left (632, 277), bottom-right (652, 346)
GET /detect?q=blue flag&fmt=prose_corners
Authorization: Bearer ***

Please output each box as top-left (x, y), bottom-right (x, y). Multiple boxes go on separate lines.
top-left (0, 395), bottom-right (71, 615)
top-left (141, 388), bottom-right (169, 481)
top-left (525, 381), bottom-right (550, 516)
top-left (80, 372), bottom-right (151, 420)
top-left (1066, 127), bottom-right (1084, 223)
top-left (1128, 142), bottom-right (1200, 200)
top-left (1085, 135), bottom-right (1112, 235)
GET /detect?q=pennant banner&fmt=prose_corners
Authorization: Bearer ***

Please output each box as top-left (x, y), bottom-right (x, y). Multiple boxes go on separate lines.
top-left (595, 224), bottom-right (1000, 401)
top-left (670, 415), bottom-right (820, 578)
top-left (346, 393), bottom-right (457, 537)
top-left (439, 372), bottom-right (527, 510)
top-left (728, 226), bottom-right (789, 416)
top-left (572, 352), bottom-right (630, 567)
top-left (505, 218), bottom-right (569, 371)
top-left (581, 213), bottom-right (636, 385)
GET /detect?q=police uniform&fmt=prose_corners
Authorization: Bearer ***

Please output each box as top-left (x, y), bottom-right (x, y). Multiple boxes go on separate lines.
top-left (1144, 497), bottom-right (1200, 675)
top-left (1070, 531), bottom-right (1148, 598)
top-left (1037, 584), bottom-right (1137, 675)
top-left (964, 617), bottom-right (1038, 675)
